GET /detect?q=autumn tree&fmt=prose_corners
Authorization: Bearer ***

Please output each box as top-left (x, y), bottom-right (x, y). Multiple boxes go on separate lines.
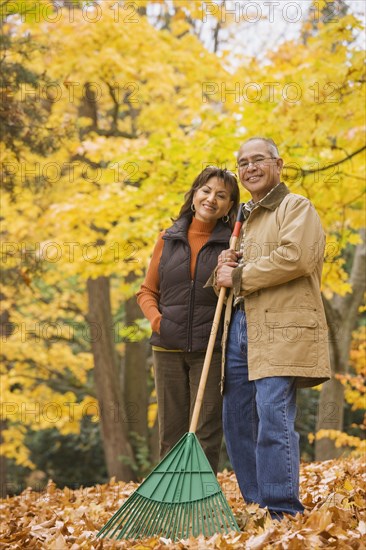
top-left (1, 0), bottom-right (238, 486)
top-left (0, 0), bottom-right (75, 496)
top-left (311, 325), bottom-right (366, 457)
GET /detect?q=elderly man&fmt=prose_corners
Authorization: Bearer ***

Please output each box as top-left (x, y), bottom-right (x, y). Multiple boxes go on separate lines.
top-left (216, 137), bottom-right (331, 519)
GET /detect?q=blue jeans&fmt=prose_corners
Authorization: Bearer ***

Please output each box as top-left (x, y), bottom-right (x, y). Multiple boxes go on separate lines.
top-left (223, 309), bottom-right (304, 518)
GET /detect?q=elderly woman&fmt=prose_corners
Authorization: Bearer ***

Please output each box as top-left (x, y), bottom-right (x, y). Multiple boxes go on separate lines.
top-left (137, 166), bottom-right (239, 473)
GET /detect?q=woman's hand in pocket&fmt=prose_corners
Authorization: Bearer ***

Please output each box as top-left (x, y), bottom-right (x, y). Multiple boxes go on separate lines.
top-left (151, 314), bottom-right (162, 334)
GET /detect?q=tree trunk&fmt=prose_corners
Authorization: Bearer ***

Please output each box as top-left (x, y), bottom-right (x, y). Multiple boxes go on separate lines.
top-left (123, 285), bottom-right (149, 441)
top-left (0, 420), bottom-right (7, 498)
top-left (315, 230), bottom-right (366, 460)
top-left (315, 379), bottom-right (345, 459)
top-left (87, 276), bottom-right (136, 481)
top-left (0, 304), bottom-right (14, 497)
top-left (123, 272), bottom-right (162, 467)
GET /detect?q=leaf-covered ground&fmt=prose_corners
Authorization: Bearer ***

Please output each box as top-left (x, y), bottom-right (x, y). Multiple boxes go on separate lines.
top-left (1, 457), bottom-right (365, 549)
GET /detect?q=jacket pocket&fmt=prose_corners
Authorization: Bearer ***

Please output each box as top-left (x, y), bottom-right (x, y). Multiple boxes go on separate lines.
top-left (265, 308), bottom-right (319, 367)
top-left (158, 316), bottom-right (183, 350)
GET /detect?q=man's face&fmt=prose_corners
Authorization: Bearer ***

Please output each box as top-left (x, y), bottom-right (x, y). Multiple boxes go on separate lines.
top-left (237, 140), bottom-right (283, 202)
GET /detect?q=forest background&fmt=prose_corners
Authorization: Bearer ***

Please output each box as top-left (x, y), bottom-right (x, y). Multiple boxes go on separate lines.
top-left (0, 0), bottom-right (365, 499)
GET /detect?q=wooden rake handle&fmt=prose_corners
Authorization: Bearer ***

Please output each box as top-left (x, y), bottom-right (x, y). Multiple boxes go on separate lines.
top-left (189, 205), bottom-right (244, 434)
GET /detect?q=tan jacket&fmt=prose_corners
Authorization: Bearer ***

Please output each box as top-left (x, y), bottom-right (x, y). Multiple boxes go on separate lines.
top-left (218, 183), bottom-right (331, 389)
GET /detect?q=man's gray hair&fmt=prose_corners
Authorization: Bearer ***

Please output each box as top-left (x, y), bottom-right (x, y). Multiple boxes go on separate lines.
top-left (240, 137), bottom-right (280, 158)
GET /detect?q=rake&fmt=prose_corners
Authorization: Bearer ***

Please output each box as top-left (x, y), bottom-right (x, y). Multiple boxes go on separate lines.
top-left (97, 205), bottom-right (244, 541)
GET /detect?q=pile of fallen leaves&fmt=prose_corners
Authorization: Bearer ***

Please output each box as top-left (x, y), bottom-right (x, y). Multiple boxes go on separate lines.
top-left (1, 457), bottom-right (365, 549)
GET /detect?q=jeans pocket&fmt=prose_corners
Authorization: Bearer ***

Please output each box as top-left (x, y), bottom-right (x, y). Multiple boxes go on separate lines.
top-left (226, 311), bottom-right (248, 371)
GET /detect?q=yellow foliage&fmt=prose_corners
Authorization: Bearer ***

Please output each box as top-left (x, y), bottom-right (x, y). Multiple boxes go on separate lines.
top-left (0, 426), bottom-right (35, 469)
top-left (310, 429), bottom-right (365, 457)
top-left (336, 327), bottom-right (366, 411)
top-left (311, 327), bottom-right (366, 457)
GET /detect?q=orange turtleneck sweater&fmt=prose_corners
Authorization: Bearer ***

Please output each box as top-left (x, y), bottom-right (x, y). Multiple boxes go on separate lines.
top-left (136, 217), bottom-right (217, 334)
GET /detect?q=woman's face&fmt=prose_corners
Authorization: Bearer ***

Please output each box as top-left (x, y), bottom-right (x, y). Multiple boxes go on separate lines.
top-left (192, 176), bottom-right (234, 223)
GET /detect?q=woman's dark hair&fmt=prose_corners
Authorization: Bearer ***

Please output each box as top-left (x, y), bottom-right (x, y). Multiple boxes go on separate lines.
top-left (176, 166), bottom-right (240, 230)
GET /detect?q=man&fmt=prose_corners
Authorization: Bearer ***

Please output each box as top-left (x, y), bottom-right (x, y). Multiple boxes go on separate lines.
top-left (215, 137), bottom-right (331, 519)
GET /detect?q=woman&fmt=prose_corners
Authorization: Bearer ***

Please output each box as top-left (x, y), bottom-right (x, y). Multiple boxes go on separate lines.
top-left (136, 166), bottom-right (239, 473)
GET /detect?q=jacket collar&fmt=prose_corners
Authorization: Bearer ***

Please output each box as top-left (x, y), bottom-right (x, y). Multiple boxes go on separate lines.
top-left (244, 182), bottom-right (289, 216)
top-left (164, 215), bottom-right (189, 238)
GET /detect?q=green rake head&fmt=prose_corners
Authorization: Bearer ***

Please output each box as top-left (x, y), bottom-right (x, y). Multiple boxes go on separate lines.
top-left (97, 433), bottom-right (240, 541)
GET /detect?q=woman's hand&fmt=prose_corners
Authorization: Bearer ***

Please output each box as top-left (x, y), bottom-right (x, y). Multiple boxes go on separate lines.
top-left (217, 249), bottom-right (241, 287)
top-left (151, 314), bottom-right (162, 334)
top-left (218, 249), bottom-right (240, 266)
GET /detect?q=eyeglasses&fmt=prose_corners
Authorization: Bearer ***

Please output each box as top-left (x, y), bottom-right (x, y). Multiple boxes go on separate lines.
top-left (237, 156), bottom-right (278, 170)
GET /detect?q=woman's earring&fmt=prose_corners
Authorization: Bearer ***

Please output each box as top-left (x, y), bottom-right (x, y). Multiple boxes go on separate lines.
top-left (222, 214), bottom-right (229, 223)
top-left (191, 204), bottom-right (196, 212)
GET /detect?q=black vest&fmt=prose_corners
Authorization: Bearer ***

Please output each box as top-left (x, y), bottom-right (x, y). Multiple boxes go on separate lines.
top-left (150, 216), bottom-right (231, 352)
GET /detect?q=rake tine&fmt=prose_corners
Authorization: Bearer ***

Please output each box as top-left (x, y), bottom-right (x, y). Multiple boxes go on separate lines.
top-left (138, 496), bottom-right (167, 537)
top-left (146, 500), bottom-right (167, 537)
top-left (103, 493), bottom-right (137, 538)
top-left (160, 502), bottom-right (174, 537)
top-left (215, 493), bottom-right (228, 530)
top-left (165, 503), bottom-right (176, 539)
top-left (182, 500), bottom-right (189, 539)
top-left (191, 501), bottom-right (197, 537)
top-left (206, 498), bottom-right (213, 534)
top-left (172, 500), bottom-right (183, 540)
top-left (125, 497), bottom-right (154, 538)
top-left (186, 501), bottom-right (193, 539)
top-left (206, 498), bottom-right (216, 533)
top-left (199, 498), bottom-right (206, 537)
top-left (115, 494), bottom-right (151, 539)
top-left (97, 494), bottom-right (128, 537)
top-left (223, 493), bottom-right (237, 529)
top-left (204, 498), bottom-right (211, 536)
top-left (111, 494), bottom-right (144, 539)
top-left (211, 494), bottom-right (222, 531)
top-left (145, 502), bottom-right (164, 538)
top-left (178, 502), bottom-right (185, 540)
top-left (192, 500), bottom-right (198, 537)
top-left (212, 495), bottom-right (223, 532)
top-left (216, 495), bottom-right (232, 533)
top-left (178, 497), bottom-right (188, 540)
top-left (210, 494), bottom-right (221, 529)
top-left (155, 503), bottom-right (170, 533)
top-left (175, 505), bottom-right (182, 536)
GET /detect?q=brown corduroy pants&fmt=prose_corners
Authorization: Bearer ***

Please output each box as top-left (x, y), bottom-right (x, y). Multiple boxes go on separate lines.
top-left (152, 349), bottom-right (223, 474)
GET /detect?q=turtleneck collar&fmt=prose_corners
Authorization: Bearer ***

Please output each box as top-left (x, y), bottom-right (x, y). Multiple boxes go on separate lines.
top-left (190, 216), bottom-right (217, 233)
